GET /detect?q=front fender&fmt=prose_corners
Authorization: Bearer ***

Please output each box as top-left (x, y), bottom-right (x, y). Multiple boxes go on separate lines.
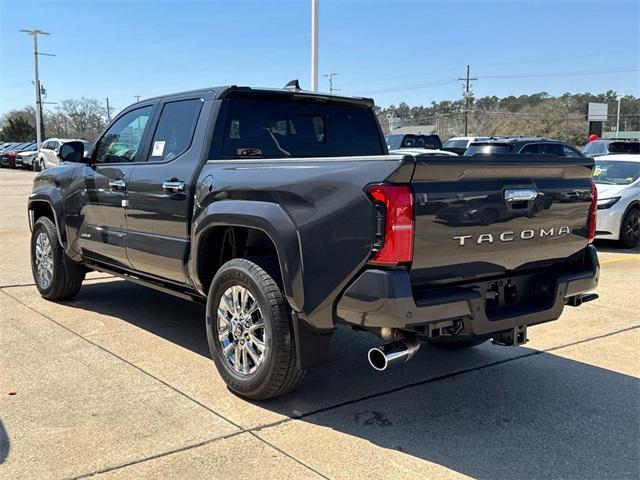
top-left (28, 187), bottom-right (67, 246)
top-left (190, 200), bottom-right (304, 311)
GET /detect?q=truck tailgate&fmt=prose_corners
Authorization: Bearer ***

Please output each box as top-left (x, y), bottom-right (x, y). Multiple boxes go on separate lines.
top-left (409, 155), bottom-right (595, 285)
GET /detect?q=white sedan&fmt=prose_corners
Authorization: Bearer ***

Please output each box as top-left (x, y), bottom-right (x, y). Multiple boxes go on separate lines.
top-left (594, 154), bottom-right (640, 248)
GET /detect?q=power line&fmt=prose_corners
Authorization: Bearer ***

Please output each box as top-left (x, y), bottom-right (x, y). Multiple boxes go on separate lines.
top-left (356, 78), bottom-right (459, 95)
top-left (477, 66), bottom-right (639, 79)
top-left (350, 66), bottom-right (638, 97)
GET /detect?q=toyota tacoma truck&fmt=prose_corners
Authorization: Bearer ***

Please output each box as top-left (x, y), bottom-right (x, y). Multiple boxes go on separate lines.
top-left (28, 83), bottom-right (599, 400)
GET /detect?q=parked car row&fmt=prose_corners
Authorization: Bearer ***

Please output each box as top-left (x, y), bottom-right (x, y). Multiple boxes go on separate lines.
top-left (385, 134), bottom-right (592, 158)
top-left (582, 139), bottom-right (640, 157)
top-left (0, 138), bottom-right (92, 171)
top-left (387, 133), bottom-right (640, 160)
top-left (1, 141), bottom-right (37, 168)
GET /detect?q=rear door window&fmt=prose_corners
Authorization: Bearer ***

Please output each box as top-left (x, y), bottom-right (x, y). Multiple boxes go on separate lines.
top-left (562, 145), bottom-right (582, 157)
top-left (539, 143), bottom-right (563, 156)
top-left (219, 98), bottom-right (384, 158)
top-left (464, 143), bottom-right (513, 155)
top-left (520, 144), bottom-right (540, 154)
top-left (147, 99), bottom-right (202, 162)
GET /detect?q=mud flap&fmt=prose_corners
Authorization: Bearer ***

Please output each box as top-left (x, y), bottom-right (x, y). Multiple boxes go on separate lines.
top-left (292, 311), bottom-right (333, 369)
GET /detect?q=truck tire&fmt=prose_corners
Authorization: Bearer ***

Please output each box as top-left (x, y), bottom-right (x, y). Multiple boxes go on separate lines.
top-left (206, 258), bottom-right (305, 400)
top-left (619, 206), bottom-right (639, 248)
top-left (30, 217), bottom-right (85, 300)
top-left (427, 336), bottom-right (488, 349)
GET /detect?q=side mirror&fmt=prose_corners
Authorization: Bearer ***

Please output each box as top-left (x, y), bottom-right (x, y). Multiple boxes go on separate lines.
top-left (59, 141), bottom-right (86, 163)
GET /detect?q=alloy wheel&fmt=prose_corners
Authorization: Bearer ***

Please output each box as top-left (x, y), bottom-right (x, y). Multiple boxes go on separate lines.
top-left (34, 232), bottom-right (54, 289)
top-left (623, 210), bottom-right (639, 245)
top-left (216, 285), bottom-right (266, 375)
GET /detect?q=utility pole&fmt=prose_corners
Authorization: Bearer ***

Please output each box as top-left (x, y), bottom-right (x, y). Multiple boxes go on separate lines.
top-left (458, 65), bottom-right (477, 136)
top-left (20, 29), bottom-right (50, 146)
top-left (105, 98), bottom-right (114, 122)
top-left (311, 0), bottom-right (319, 91)
top-left (134, 95), bottom-right (142, 102)
top-left (616, 95), bottom-right (622, 139)
top-left (323, 72), bottom-right (339, 94)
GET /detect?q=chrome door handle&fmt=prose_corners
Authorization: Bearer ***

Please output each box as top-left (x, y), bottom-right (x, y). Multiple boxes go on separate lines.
top-left (162, 180), bottom-right (185, 193)
top-left (109, 178), bottom-right (126, 190)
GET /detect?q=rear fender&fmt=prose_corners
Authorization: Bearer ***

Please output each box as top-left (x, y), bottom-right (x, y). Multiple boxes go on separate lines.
top-left (190, 200), bottom-right (304, 311)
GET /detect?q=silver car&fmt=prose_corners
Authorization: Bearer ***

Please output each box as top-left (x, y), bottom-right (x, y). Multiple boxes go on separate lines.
top-left (35, 138), bottom-right (92, 171)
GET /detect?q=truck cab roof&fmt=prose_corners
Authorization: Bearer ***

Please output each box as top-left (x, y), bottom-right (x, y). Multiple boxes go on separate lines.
top-left (129, 85), bottom-right (375, 108)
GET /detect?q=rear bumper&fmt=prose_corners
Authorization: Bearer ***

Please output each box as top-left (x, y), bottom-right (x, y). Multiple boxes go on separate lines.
top-left (336, 245), bottom-right (599, 337)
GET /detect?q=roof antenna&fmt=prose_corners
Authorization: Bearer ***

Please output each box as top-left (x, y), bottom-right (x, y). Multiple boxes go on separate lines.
top-left (284, 79), bottom-right (302, 91)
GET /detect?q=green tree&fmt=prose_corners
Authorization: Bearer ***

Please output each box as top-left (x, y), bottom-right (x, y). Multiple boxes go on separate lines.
top-left (0, 108), bottom-right (37, 141)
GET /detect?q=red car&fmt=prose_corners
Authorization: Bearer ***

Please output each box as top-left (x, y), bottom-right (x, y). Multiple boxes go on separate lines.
top-left (0, 142), bottom-right (36, 168)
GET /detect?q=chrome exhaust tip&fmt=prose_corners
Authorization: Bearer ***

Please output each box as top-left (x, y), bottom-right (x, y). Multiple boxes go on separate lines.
top-left (368, 337), bottom-right (420, 371)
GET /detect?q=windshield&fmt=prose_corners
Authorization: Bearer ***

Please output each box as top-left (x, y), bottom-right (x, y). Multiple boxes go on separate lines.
top-left (385, 134), bottom-right (403, 150)
top-left (608, 142), bottom-right (640, 154)
top-left (464, 143), bottom-right (513, 155)
top-left (220, 98), bottom-right (384, 158)
top-left (594, 160), bottom-right (640, 185)
top-left (443, 139), bottom-right (469, 149)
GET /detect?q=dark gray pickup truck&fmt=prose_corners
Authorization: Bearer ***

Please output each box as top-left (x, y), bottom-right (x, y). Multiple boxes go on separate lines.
top-left (28, 84), bottom-right (599, 399)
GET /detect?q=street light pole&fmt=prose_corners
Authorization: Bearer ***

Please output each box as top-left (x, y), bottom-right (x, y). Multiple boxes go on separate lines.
top-left (20, 29), bottom-right (49, 146)
top-left (311, 0), bottom-right (319, 91)
top-left (616, 96), bottom-right (622, 139)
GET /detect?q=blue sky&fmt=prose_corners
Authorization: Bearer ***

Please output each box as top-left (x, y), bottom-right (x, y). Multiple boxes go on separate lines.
top-left (1, 0), bottom-right (638, 116)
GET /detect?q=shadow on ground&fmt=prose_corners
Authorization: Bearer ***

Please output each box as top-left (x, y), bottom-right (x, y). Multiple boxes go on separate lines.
top-left (0, 420), bottom-right (9, 464)
top-left (63, 280), bottom-right (639, 479)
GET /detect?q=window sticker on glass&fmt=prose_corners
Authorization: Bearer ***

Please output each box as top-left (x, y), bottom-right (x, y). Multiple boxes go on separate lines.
top-left (237, 148), bottom-right (262, 156)
top-left (152, 140), bottom-right (166, 157)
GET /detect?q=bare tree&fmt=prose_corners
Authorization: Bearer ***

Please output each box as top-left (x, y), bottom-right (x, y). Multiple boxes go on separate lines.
top-left (54, 98), bottom-right (107, 141)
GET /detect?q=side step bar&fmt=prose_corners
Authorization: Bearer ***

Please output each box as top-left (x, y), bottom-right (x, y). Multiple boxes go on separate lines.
top-left (85, 262), bottom-right (205, 303)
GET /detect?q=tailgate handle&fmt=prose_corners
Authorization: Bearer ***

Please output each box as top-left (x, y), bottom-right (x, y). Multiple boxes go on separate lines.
top-left (504, 188), bottom-right (538, 202)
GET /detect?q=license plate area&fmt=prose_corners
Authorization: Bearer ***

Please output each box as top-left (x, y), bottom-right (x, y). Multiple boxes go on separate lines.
top-left (473, 272), bottom-right (556, 321)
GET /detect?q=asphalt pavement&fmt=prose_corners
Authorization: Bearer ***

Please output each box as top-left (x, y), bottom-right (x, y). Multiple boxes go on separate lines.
top-left (1, 168), bottom-right (638, 479)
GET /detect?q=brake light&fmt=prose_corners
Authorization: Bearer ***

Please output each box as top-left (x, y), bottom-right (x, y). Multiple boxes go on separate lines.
top-left (367, 185), bottom-right (414, 265)
top-left (588, 180), bottom-right (597, 243)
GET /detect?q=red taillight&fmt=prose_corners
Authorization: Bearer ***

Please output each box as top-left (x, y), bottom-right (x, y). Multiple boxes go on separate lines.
top-left (367, 185), bottom-right (414, 265)
top-left (588, 180), bottom-right (597, 243)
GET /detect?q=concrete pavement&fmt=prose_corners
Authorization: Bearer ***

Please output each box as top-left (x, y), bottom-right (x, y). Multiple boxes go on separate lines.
top-left (1, 168), bottom-right (638, 479)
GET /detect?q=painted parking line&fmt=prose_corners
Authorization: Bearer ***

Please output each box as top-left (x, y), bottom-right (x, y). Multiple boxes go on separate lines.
top-left (600, 255), bottom-right (640, 265)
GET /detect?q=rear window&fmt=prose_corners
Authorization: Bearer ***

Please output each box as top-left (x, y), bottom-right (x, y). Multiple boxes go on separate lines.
top-left (400, 134), bottom-right (441, 149)
top-left (219, 99), bottom-right (383, 158)
top-left (443, 139), bottom-right (469, 149)
top-left (464, 143), bottom-right (513, 155)
top-left (608, 142), bottom-right (640, 154)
